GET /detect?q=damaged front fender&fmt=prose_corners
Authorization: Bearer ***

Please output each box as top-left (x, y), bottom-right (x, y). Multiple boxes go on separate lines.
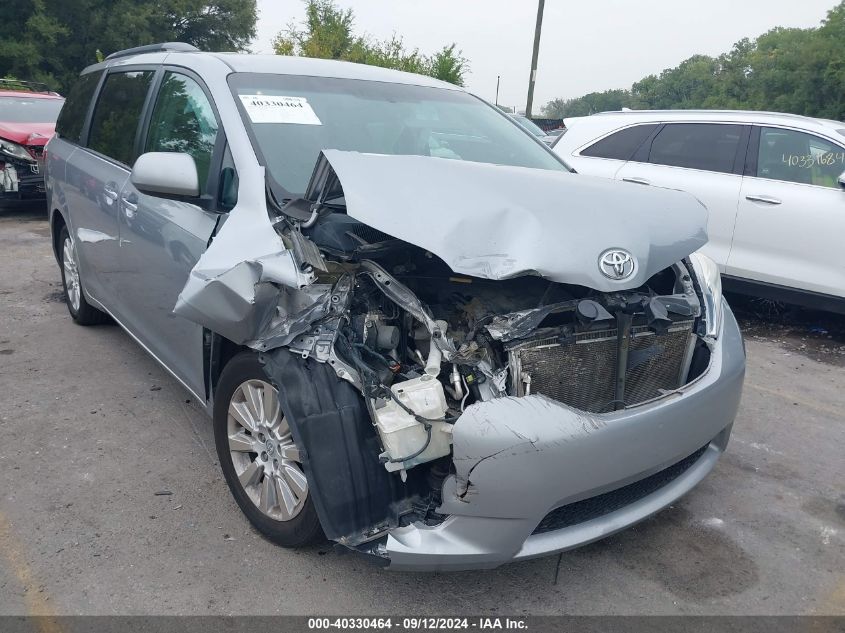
top-left (175, 254), bottom-right (331, 349)
top-left (172, 166), bottom-right (322, 350)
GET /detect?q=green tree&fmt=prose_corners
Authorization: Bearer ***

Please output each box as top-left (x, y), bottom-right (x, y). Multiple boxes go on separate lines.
top-left (713, 38), bottom-right (755, 108)
top-left (427, 44), bottom-right (468, 87)
top-left (273, 0), bottom-right (469, 86)
top-left (543, 89), bottom-right (633, 118)
top-left (543, 1), bottom-right (845, 121)
top-left (0, 0), bottom-right (257, 93)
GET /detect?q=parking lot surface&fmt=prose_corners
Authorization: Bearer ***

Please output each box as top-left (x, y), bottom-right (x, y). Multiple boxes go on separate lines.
top-left (0, 205), bottom-right (843, 615)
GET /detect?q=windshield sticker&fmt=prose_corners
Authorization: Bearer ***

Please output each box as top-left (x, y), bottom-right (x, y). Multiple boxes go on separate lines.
top-left (238, 95), bottom-right (322, 125)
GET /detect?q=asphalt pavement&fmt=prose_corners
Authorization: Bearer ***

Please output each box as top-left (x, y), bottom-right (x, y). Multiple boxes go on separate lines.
top-left (0, 204), bottom-right (843, 615)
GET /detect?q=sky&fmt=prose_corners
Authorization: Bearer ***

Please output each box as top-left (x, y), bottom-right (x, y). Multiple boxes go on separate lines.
top-left (252, 0), bottom-right (838, 112)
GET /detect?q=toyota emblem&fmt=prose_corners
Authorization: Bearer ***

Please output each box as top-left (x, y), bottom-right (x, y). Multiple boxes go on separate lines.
top-left (598, 248), bottom-right (636, 280)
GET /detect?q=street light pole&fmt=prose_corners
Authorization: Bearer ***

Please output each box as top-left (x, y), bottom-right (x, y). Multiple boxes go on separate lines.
top-left (525, 0), bottom-right (545, 118)
top-left (495, 75), bottom-right (500, 106)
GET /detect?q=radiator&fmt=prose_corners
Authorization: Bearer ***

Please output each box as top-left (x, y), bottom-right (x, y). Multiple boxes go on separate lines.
top-left (508, 320), bottom-right (696, 413)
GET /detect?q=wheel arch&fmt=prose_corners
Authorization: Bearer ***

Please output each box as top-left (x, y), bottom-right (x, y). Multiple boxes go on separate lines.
top-left (50, 209), bottom-right (67, 265)
top-left (205, 330), bottom-right (250, 405)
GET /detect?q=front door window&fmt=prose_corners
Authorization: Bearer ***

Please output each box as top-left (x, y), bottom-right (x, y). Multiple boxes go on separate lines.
top-left (145, 72), bottom-right (219, 190)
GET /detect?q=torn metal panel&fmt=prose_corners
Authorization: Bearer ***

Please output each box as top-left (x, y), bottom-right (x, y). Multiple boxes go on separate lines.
top-left (485, 299), bottom-right (580, 342)
top-left (321, 150), bottom-right (709, 292)
top-left (284, 273), bottom-right (362, 386)
top-left (173, 166), bottom-right (320, 349)
top-left (244, 282), bottom-right (333, 351)
top-left (174, 252), bottom-right (319, 348)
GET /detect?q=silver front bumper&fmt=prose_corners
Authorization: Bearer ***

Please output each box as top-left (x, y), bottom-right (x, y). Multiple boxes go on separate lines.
top-left (385, 301), bottom-right (745, 571)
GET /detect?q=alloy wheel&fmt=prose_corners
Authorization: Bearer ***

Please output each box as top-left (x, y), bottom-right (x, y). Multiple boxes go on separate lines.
top-left (227, 379), bottom-right (308, 521)
top-left (62, 237), bottom-right (81, 311)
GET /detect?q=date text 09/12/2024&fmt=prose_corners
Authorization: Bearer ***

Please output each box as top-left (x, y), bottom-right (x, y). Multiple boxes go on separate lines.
top-left (307, 617), bottom-right (529, 630)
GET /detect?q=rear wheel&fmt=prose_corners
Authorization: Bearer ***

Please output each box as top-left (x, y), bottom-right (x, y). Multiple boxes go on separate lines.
top-left (213, 352), bottom-right (322, 547)
top-left (58, 226), bottom-right (109, 325)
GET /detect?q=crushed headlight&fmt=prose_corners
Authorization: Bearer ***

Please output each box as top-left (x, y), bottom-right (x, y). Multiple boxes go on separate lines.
top-left (0, 139), bottom-right (34, 163)
top-left (689, 252), bottom-right (723, 339)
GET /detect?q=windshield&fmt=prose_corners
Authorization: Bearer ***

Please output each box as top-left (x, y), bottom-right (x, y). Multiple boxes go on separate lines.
top-left (229, 73), bottom-right (567, 196)
top-left (513, 115), bottom-right (546, 137)
top-left (0, 97), bottom-right (64, 123)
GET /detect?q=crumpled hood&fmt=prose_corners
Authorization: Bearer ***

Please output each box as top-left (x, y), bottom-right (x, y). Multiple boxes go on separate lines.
top-left (322, 150), bottom-right (709, 291)
top-left (0, 122), bottom-right (54, 146)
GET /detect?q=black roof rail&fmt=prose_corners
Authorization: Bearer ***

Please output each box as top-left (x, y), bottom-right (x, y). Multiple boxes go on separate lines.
top-left (0, 78), bottom-right (55, 94)
top-left (105, 42), bottom-right (199, 61)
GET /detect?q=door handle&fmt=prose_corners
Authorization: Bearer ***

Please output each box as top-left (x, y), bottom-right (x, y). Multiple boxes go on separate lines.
top-left (623, 177), bottom-right (651, 186)
top-left (745, 194), bottom-right (782, 205)
top-left (102, 183), bottom-right (119, 202)
top-left (121, 194), bottom-right (138, 218)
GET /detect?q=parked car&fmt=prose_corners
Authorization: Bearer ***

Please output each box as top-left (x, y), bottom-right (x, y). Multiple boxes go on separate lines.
top-left (510, 114), bottom-right (559, 145)
top-left (0, 80), bottom-right (63, 206)
top-left (552, 110), bottom-right (845, 313)
top-left (46, 44), bottom-right (744, 571)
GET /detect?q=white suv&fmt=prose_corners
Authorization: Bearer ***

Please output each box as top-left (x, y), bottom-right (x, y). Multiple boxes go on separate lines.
top-left (553, 110), bottom-right (845, 313)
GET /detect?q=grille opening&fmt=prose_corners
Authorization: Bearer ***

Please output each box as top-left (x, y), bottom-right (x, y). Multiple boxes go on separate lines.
top-left (532, 443), bottom-right (709, 535)
top-left (508, 320), bottom-right (696, 413)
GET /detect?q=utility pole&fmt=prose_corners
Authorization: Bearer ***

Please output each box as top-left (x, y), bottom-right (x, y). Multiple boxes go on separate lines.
top-left (525, 0), bottom-right (545, 118)
top-left (495, 75), bottom-right (500, 106)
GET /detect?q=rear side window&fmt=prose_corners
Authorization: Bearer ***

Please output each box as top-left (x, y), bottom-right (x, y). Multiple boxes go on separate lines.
top-left (646, 123), bottom-right (743, 174)
top-left (580, 124), bottom-right (657, 160)
top-left (88, 70), bottom-right (154, 166)
top-left (757, 127), bottom-right (845, 188)
top-left (55, 71), bottom-right (102, 144)
top-left (145, 72), bottom-right (219, 190)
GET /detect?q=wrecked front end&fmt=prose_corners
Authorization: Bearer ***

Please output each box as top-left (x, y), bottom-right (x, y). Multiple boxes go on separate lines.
top-left (0, 136), bottom-right (46, 203)
top-left (178, 152), bottom-right (745, 571)
top-left (0, 150), bottom-right (45, 202)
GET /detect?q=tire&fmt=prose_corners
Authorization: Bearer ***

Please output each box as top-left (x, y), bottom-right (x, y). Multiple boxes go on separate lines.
top-left (58, 225), bottom-right (110, 325)
top-left (213, 352), bottom-right (322, 547)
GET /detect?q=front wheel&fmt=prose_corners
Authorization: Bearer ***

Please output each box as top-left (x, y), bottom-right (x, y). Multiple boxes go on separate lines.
top-left (58, 225), bottom-right (109, 325)
top-left (213, 352), bottom-right (322, 547)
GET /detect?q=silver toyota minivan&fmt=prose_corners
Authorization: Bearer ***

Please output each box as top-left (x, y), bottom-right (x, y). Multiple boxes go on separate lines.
top-left (45, 43), bottom-right (745, 571)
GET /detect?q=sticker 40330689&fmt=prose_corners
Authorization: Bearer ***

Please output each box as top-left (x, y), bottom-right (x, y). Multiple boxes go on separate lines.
top-left (238, 94), bottom-right (323, 125)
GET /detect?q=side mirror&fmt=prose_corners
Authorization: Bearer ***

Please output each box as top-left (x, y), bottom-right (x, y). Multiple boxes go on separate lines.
top-left (839, 170), bottom-right (845, 191)
top-left (131, 152), bottom-right (199, 198)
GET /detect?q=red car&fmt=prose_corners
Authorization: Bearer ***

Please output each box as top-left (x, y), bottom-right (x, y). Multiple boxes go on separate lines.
top-left (0, 80), bottom-right (64, 206)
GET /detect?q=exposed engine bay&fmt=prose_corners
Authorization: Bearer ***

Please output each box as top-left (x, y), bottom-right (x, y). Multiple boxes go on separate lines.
top-left (285, 225), bottom-right (705, 461)
top-left (248, 153), bottom-right (711, 551)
